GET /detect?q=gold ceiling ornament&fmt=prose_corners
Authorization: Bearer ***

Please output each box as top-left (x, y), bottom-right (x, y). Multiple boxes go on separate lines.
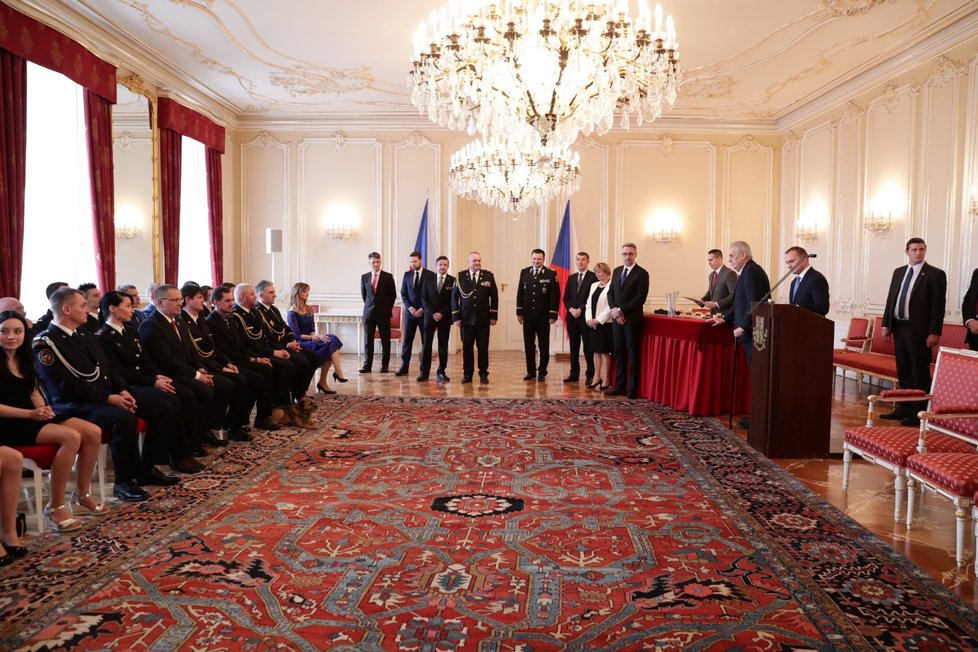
top-left (409, 0), bottom-right (681, 149)
top-left (449, 138), bottom-right (581, 214)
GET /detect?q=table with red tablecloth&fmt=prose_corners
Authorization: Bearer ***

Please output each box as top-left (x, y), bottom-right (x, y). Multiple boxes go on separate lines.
top-left (637, 315), bottom-right (751, 416)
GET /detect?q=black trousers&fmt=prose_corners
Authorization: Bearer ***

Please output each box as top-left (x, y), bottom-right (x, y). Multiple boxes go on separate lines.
top-left (60, 403), bottom-right (139, 483)
top-left (286, 347), bottom-right (318, 400)
top-left (130, 385), bottom-right (187, 468)
top-left (612, 316), bottom-right (643, 393)
top-left (401, 311), bottom-right (425, 370)
top-left (893, 320), bottom-right (932, 413)
top-left (421, 316), bottom-right (451, 375)
top-left (460, 323), bottom-right (490, 377)
top-left (172, 377), bottom-right (215, 446)
top-left (363, 315), bottom-right (391, 370)
top-left (237, 360), bottom-right (274, 418)
top-left (566, 313), bottom-right (594, 379)
top-left (214, 368), bottom-right (259, 428)
top-left (522, 316), bottom-right (551, 374)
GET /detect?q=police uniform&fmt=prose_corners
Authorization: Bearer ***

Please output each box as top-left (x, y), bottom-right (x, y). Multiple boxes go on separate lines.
top-left (255, 302), bottom-right (317, 400)
top-left (516, 265), bottom-right (560, 378)
top-left (33, 324), bottom-right (142, 491)
top-left (231, 304), bottom-right (295, 408)
top-left (207, 309), bottom-right (278, 423)
top-left (451, 269), bottom-right (498, 381)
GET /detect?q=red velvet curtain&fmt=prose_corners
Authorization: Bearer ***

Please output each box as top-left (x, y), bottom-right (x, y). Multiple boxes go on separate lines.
top-left (160, 127), bottom-right (182, 285)
top-left (0, 49), bottom-right (26, 298)
top-left (206, 147), bottom-right (224, 285)
top-left (84, 90), bottom-right (116, 292)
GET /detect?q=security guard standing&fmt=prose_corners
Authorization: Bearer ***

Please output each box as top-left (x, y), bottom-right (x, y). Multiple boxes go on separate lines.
top-left (516, 248), bottom-right (560, 381)
top-left (451, 251), bottom-right (499, 384)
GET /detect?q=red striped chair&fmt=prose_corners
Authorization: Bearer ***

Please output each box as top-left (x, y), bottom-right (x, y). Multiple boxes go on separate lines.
top-left (833, 317), bottom-right (871, 392)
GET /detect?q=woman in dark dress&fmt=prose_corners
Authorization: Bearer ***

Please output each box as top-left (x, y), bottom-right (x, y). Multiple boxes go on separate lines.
top-left (585, 263), bottom-right (614, 390)
top-left (0, 311), bottom-right (106, 533)
top-left (287, 282), bottom-right (347, 394)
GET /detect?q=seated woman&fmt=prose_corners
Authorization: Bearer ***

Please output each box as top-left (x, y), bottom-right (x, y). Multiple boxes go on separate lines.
top-left (287, 282), bottom-right (347, 394)
top-left (0, 445), bottom-right (25, 565)
top-left (585, 263), bottom-right (614, 391)
top-left (0, 311), bottom-right (106, 533)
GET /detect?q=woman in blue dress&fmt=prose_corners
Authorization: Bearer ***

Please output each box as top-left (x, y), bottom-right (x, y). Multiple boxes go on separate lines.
top-left (287, 282), bottom-right (348, 394)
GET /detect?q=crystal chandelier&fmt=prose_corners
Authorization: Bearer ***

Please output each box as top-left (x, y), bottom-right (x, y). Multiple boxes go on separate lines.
top-left (409, 0), bottom-right (681, 148)
top-left (449, 138), bottom-right (582, 214)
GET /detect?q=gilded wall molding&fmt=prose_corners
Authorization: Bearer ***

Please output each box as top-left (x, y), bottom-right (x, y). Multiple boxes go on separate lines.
top-left (727, 135), bottom-right (770, 156)
top-left (925, 55), bottom-right (965, 88)
top-left (839, 101), bottom-right (864, 128)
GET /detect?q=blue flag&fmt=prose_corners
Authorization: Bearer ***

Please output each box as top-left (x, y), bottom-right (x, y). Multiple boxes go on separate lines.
top-left (414, 199), bottom-right (429, 267)
top-left (552, 201), bottom-right (572, 323)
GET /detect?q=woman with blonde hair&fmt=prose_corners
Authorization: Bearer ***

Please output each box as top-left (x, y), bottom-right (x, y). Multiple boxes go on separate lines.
top-left (585, 263), bottom-right (615, 390)
top-left (287, 283), bottom-right (347, 394)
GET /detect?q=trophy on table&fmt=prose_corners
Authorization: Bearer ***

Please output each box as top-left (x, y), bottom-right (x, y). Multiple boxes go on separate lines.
top-left (666, 291), bottom-right (679, 317)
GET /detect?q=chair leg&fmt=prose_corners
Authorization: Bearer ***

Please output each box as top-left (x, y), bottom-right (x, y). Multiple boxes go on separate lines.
top-left (97, 443), bottom-right (108, 504)
top-left (893, 473), bottom-right (905, 523)
top-left (30, 467), bottom-right (45, 534)
top-left (955, 503), bottom-right (967, 567)
top-left (905, 477), bottom-right (916, 528)
top-left (841, 447), bottom-right (851, 489)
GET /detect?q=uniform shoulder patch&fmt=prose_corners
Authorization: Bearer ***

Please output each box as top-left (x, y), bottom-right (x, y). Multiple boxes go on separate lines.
top-left (38, 348), bottom-right (54, 366)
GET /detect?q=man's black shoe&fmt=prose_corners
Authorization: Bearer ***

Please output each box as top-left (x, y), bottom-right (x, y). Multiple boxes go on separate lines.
top-left (523, 373), bottom-right (536, 381)
top-left (416, 374), bottom-right (429, 382)
top-left (900, 416), bottom-right (921, 427)
top-left (240, 426), bottom-right (253, 434)
top-left (254, 417), bottom-right (282, 431)
top-left (191, 447), bottom-right (207, 458)
top-left (461, 375), bottom-right (473, 384)
top-left (140, 467), bottom-right (180, 486)
top-left (538, 372), bottom-right (547, 382)
top-left (113, 481), bottom-right (150, 502)
top-left (584, 376), bottom-right (594, 386)
top-left (563, 375), bottom-right (579, 383)
top-left (604, 388), bottom-right (626, 396)
top-left (395, 368), bottom-right (409, 377)
top-left (171, 456), bottom-right (204, 474)
top-left (879, 409), bottom-right (909, 420)
top-left (437, 371), bottom-right (450, 382)
top-left (359, 366), bottom-right (371, 374)
top-left (202, 430), bottom-right (226, 447)
top-left (479, 374), bottom-right (489, 385)
top-left (228, 428), bottom-right (253, 442)
top-left (380, 367), bottom-right (390, 373)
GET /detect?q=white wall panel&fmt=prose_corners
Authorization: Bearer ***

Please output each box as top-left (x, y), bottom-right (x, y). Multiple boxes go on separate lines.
top-left (240, 131), bottom-right (288, 287)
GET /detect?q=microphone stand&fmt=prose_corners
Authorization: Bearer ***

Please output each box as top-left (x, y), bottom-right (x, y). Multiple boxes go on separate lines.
top-left (749, 254), bottom-right (809, 316)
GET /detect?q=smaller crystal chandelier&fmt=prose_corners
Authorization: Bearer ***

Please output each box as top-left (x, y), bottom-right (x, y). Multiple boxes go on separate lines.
top-left (449, 139), bottom-right (581, 214)
top-left (863, 210), bottom-right (891, 235)
top-left (796, 219), bottom-right (819, 241)
top-left (326, 223), bottom-right (353, 240)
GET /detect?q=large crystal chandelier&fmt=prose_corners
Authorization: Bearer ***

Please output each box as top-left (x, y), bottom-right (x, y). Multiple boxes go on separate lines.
top-left (449, 138), bottom-right (582, 214)
top-left (409, 0), bottom-right (681, 148)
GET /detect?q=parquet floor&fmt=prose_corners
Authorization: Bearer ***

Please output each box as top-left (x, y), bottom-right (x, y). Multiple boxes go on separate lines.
top-left (15, 350), bottom-right (977, 609)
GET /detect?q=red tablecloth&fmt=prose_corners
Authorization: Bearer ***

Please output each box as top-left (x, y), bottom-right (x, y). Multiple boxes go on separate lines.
top-left (638, 315), bottom-right (751, 416)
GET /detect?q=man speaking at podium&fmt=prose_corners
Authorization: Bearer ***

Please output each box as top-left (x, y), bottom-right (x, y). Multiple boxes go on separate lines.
top-left (784, 246), bottom-right (830, 316)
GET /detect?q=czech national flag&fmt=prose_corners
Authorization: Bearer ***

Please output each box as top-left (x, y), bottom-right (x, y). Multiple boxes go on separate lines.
top-left (552, 201), bottom-right (572, 324)
top-left (414, 199), bottom-right (429, 268)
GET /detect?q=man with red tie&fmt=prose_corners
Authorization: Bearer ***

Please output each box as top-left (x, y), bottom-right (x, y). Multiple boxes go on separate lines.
top-left (962, 266), bottom-right (978, 352)
top-left (699, 249), bottom-right (737, 314)
top-left (360, 252), bottom-right (397, 373)
top-left (562, 252), bottom-right (598, 384)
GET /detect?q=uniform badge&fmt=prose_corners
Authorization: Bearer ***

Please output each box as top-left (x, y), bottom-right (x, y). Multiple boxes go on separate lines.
top-left (38, 349), bottom-right (54, 366)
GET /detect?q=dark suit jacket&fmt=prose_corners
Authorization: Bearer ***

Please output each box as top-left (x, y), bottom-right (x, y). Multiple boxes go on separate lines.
top-left (452, 270), bottom-right (499, 326)
top-left (722, 259), bottom-right (771, 343)
top-left (789, 267), bottom-right (830, 316)
top-left (207, 310), bottom-right (257, 364)
top-left (95, 323), bottom-right (160, 387)
top-left (254, 302), bottom-right (295, 347)
top-left (963, 268), bottom-right (978, 349)
top-left (882, 262), bottom-right (947, 338)
top-left (402, 268), bottom-right (436, 313)
top-left (138, 310), bottom-right (203, 380)
top-left (701, 266), bottom-right (737, 312)
top-left (32, 325), bottom-right (126, 412)
top-left (607, 264), bottom-right (650, 322)
top-left (230, 305), bottom-right (278, 357)
top-left (179, 310), bottom-right (230, 372)
top-left (563, 270), bottom-right (598, 315)
top-left (361, 270), bottom-right (396, 321)
top-left (422, 272), bottom-right (455, 325)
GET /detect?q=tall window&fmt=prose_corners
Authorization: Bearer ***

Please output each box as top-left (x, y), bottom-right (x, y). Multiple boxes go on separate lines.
top-left (21, 62), bottom-right (96, 319)
top-left (178, 137), bottom-right (211, 286)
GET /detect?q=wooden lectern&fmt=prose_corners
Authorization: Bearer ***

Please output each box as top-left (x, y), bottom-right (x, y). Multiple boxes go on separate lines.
top-left (748, 303), bottom-right (833, 458)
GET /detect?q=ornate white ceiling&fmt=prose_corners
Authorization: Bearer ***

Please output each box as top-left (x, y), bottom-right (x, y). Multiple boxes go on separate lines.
top-left (24, 0), bottom-right (978, 128)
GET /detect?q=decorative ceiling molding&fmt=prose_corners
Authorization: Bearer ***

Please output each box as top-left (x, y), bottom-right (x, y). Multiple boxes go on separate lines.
top-left (839, 101), bottom-right (864, 128)
top-left (782, 131), bottom-right (800, 153)
top-left (394, 130), bottom-right (437, 150)
top-left (114, 131), bottom-right (136, 152)
top-left (659, 135), bottom-right (675, 157)
top-left (925, 55), bottom-right (966, 87)
top-left (241, 129), bottom-right (288, 151)
top-left (727, 135), bottom-right (770, 156)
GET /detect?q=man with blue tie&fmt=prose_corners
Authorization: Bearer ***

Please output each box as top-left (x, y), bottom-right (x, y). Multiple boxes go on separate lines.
top-left (397, 251), bottom-right (435, 376)
top-left (880, 238), bottom-right (947, 426)
top-left (606, 242), bottom-right (650, 399)
top-left (784, 246), bottom-right (830, 316)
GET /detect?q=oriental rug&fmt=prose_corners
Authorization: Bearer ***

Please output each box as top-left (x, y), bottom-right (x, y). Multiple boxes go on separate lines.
top-left (1, 396), bottom-right (977, 650)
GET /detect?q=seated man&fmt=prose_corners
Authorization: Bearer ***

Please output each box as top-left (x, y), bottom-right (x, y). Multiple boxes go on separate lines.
top-left (117, 284), bottom-right (146, 326)
top-left (180, 283), bottom-right (260, 441)
top-left (254, 280), bottom-right (317, 401)
top-left (33, 281), bottom-right (68, 335)
top-left (138, 284), bottom-right (232, 450)
top-left (77, 283), bottom-right (102, 333)
top-left (207, 285), bottom-right (281, 431)
top-left (232, 283), bottom-right (298, 408)
top-left (32, 287), bottom-right (148, 501)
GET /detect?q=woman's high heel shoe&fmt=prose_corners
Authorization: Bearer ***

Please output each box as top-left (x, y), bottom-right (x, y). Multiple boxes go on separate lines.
top-left (0, 542), bottom-right (27, 558)
top-left (317, 382), bottom-right (337, 395)
top-left (588, 380), bottom-right (603, 389)
top-left (0, 551), bottom-right (14, 567)
top-left (70, 491), bottom-right (110, 516)
top-left (43, 505), bottom-right (83, 532)
top-left (332, 372), bottom-right (348, 383)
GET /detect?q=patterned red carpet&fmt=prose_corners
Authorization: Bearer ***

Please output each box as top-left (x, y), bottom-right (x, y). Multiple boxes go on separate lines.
top-left (2, 396), bottom-right (977, 650)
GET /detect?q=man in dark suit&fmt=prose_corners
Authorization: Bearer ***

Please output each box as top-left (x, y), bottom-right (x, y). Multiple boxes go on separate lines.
top-left (231, 283), bottom-right (296, 411)
top-left (606, 242), bottom-right (650, 399)
top-left (207, 285), bottom-right (281, 431)
top-left (255, 280), bottom-right (317, 400)
top-left (563, 252), bottom-right (598, 384)
top-left (517, 248), bottom-right (560, 381)
top-left (33, 287), bottom-right (148, 502)
top-left (419, 255), bottom-right (454, 382)
top-left (880, 238), bottom-right (947, 426)
top-left (142, 283), bottom-right (159, 319)
top-left (713, 241), bottom-right (771, 429)
top-left (33, 281), bottom-right (68, 335)
top-left (397, 250), bottom-right (435, 376)
top-left (699, 249), bottom-right (738, 314)
top-left (77, 283), bottom-right (103, 334)
top-left (117, 284), bottom-right (147, 326)
top-left (964, 267), bottom-right (978, 352)
top-left (452, 251), bottom-right (499, 384)
top-left (360, 252), bottom-right (397, 373)
top-left (139, 284), bottom-right (232, 450)
top-left (784, 246), bottom-right (830, 316)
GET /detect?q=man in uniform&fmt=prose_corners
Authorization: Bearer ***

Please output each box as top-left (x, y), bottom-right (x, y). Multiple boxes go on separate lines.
top-left (255, 280), bottom-right (317, 400)
top-left (33, 287), bottom-right (149, 501)
top-left (451, 251), bottom-right (498, 384)
top-left (562, 251), bottom-right (597, 384)
top-left (397, 250), bottom-right (435, 377)
top-left (77, 282), bottom-right (102, 333)
top-left (419, 255), bottom-right (454, 382)
top-left (517, 248), bottom-right (560, 381)
top-left (33, 281), bottom-right (68, 335)
top-left (232, 283), bottom-right (297, 411)
top-left (360, 252), bottom-right (397, 373)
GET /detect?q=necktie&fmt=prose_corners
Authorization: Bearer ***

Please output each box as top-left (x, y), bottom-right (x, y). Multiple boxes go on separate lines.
top-left (170, 319), bottom-right (180, 339)
top-left (371, 272), bottom-right (378, 291)
top-left (896, 267), bottom-right (913, 320)
top-left (578, 272), bottom-right (584, 286)
top-left (474, 272), bottom-right (479, 285)
top-left (620, 267), bottom-right (628, 287)
top-left (414, 270), bottom-right (420, 291)
top-left (790, 276), bottom-right (800, 303)
top-left (710, 271), bottom-right (717, 290)
top-left (437, 274), bottom-right (444, 293)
